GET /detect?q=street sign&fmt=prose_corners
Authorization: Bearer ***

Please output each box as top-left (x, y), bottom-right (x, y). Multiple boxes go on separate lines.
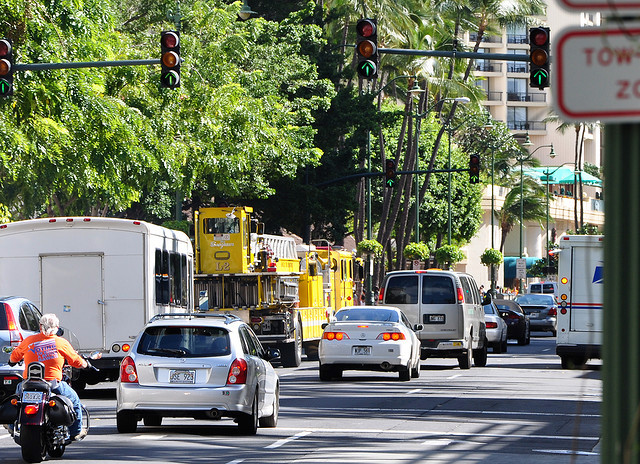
top-left (516, 258), bottom-right (527, 280)
top-left (559, 0), bottom-right (640, 12)
top-left (553, 24), bottom-right (640, 123)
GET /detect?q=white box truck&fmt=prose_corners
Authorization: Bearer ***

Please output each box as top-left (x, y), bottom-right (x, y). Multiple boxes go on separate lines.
top-left (556, 235), bottom-right (603, 369)
top-left (0, 217), bottom-right (194, 389)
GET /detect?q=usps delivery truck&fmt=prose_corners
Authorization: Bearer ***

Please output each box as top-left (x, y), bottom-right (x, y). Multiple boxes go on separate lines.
top-left (556, 235), bottom-right (603, 369)
top-left (0, 217), bottom-right (194, 389)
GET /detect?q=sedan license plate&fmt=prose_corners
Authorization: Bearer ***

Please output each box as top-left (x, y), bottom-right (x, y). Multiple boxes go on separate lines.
top-left (169, 369), bottom-right (196, 384)
top-left (353, 346), bottom-right (371, 356)
top-left (529, 312), bottom-right (539, 318)
top-left (22, 391), bottom-right (43, 403)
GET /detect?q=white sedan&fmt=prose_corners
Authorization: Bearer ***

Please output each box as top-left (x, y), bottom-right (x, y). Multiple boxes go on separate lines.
top-left (318, 305), bottom-right (422, 381)
top-left (483, 301), bottom-right (508, 353)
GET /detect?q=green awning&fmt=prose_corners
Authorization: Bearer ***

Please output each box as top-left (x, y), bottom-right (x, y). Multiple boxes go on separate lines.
top-left (524, 167), bottom-right (602, 186)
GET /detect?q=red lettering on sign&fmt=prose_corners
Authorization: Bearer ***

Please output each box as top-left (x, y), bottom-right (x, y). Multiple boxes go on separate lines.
top-left (617, 80), bottom-right (630, 99)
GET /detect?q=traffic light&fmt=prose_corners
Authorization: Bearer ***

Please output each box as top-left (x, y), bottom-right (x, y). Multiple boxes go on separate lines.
top-left (529, 26), bottom-right (550, 89)
top-left (469, 154), bottom-right (480, 184)
top-left (160, 31), bottom-right (180, 89)
top-left (356, 19), bottom-right (378, 79)
top-left (385, 159), bottom-right (396, 188)
top-left (0, 39), bottom-right (13, 97)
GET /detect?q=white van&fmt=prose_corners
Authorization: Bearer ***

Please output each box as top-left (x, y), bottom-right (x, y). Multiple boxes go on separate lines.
top-left (379, 269), bottom-right (487, 369)
top-left (528, 281), bottom-right (559, 298)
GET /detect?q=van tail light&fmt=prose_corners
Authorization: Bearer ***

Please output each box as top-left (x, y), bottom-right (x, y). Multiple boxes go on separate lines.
top-left (457, 287), bottom-right (464, 303)
top-left (486, 322), bottom-right (498, 329)
top-left (322, 332), bottom-right (350, 341)
top-left (120, 356), bottom-right (138, 383)
top-left (227, 358), bottom-right (247, 385)
top-left (378, 287), bottom-right (385, 302)
top-left (377, 332), bottom-right (406, 341)
top-left (548, 308), bottom-right (557, 316)
top-left (2, 303), bottom-right (23, 346)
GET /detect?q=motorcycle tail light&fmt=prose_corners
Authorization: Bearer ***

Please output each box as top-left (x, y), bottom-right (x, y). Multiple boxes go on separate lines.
top-left (10, 398), bottom-right (18, 406)
top-left (48, 400), bottom-right (57, 407)
top-left (25, 405), bottom-right (39, 415)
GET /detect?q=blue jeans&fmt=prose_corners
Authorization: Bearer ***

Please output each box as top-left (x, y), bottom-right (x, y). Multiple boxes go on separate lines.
top-left (17, 380), bottom-right (83, 436)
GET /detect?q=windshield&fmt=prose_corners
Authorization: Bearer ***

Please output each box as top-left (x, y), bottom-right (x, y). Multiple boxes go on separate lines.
top-left (335, 308), bottom-right (399, 322)
top-left (137, 326), bottom-right (231, 358)
top-left (483, 304), bottom-right (496, 315)
top-left (516, 294), bottom-right (555, 305)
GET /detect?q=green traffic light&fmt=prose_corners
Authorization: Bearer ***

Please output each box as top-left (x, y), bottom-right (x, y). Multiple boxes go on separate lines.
top-left (0, 78), bottom-right (11, 96)
top-left (357, 60), bottom-right (377, 79)
top-left (532, 69), bottom-right (548, 86)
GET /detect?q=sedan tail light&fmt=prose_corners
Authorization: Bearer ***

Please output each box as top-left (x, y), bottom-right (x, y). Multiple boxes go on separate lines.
top-left (486, 322), bottom-right (498, 329)
top-left (377, 332), bottom-right (406, 341)
top-left (227, 358), bottom-right (247, 385)
top-left (120, 356), bottom-right (138, 383)
top-left (1, 303), bottom-right (23, 346)
top-left (322, 332), bottom-right (350, 341)
top-left (548, 308), bottom-right (557, 316)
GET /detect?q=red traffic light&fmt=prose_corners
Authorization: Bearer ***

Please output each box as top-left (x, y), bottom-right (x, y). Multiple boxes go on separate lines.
top-left (530, 28), bottom-right (549, 47)
top-left (356, 19), bottom-right (378, 79)
top-left (0, 38), bottom-right (13, 97)
top-left (161, 31), bottom-right (180, 89)
top-left (469, 154), bottom-right (480, 184)
top-left (356, 19), bottom-right (376, 38)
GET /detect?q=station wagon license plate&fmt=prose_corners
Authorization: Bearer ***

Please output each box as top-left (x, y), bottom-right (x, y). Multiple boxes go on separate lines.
top-left (169, 369), bottom-right (196, 384)
top-left (22, 391), bottom-right (43, 403)
top-left (353, 346), bottom-right (371, 356)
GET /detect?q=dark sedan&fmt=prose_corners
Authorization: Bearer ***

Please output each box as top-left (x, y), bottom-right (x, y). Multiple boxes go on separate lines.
top-left (515, 293), bottom-right (558, 336)
top-left (494, 299), bottom-right (530, 346)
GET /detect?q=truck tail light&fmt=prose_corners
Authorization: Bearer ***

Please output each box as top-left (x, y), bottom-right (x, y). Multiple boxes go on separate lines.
top-left (120, 356), bottom-right (138, 383)
top-left (227, 358), bottom-right (247, 385)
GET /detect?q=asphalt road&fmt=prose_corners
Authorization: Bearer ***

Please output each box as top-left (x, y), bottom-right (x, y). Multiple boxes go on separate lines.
top-left (0, 334), bottom-right (601, 464)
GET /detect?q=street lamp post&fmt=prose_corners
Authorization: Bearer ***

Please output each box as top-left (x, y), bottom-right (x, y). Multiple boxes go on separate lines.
top-left (481, 115), bottom-right (496, 294)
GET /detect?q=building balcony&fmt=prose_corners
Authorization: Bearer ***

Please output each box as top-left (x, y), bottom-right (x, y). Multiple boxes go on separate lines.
top-left (469, 33), bottom-right (503, 45)
top-left (507, 34), bottom-right (529, 44)
top-left (507, 120), bottom-right (546, 131)
top-left (475, 62), bottom-right (503, 73)
top-left (507, 63), bottom-right (528, 73)
top-left (506, 92), bottom-right (547, 103)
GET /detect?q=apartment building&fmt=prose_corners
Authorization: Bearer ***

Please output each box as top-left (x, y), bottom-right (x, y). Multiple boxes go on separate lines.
top-left (459, 4), bottom-right (605, 290)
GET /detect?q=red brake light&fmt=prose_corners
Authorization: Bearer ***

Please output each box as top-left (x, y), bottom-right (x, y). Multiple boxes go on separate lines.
top-left (548, 308), bottom-right (557, 316)
top-left (377, 332), bottom-right (406, 341)
top-left (322, 332), bottom-right (350, 341)
top-left (378, 287), bottom-right (385, 301)
top-left (486, 322), bottom-right (498, 329)
top-left (227, 358), bottom-right (248, 385)
top-left (3, 304), bottom-right (23, 346)
top-left (457, 287), bottom-right (464, 303)
top-left (120, 356), bottom-right (138, 383)
top-left (25, 405), bottom-right (39, 415)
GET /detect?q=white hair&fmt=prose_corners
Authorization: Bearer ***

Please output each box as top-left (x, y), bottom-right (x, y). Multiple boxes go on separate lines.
top-left (39, 313), bottom-right (60, 336)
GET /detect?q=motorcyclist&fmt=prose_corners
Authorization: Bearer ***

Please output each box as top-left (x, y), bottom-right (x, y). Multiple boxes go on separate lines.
top-left (9, 313), bottom-right (88, 441)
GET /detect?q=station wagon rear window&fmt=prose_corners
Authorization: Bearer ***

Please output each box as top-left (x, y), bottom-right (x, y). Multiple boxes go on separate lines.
top-left (137, 326), bottom-right (231, 358)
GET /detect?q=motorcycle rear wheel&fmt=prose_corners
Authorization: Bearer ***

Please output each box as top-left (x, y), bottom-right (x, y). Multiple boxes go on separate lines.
top-left (20, 425), bottom-right (47, 463)
top-left (48, 444), bottom-right (66, 458)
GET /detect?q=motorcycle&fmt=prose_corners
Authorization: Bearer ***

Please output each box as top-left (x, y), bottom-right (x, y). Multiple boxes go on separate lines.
top-left (0, 352), bottom-right (100, 463)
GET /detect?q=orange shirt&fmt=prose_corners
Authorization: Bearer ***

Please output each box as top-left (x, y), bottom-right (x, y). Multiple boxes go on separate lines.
top-left (10, 333), bottom-right (85, 381)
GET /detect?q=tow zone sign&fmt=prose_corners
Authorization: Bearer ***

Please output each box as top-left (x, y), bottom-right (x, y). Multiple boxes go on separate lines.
top-left (554, 24), bottom-right (640, 122)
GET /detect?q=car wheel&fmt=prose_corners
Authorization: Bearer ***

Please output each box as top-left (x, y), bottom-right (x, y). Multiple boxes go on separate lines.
top-left (473, 338), bottom-right (488, 367)
top-left (551, 329), bottom-right (557, 337)
top-left (501, 337), bottom-right (508, 353)
top-left (116, 410), bottom-right (138, 433)
top-left (281, 319), bottom-right (303, 367)
top-left (259, 385), bottom-right (279, 428)
top-left (493, 340), bottom-right (503, 354)
top-left (561, 356), bottom-right (587, 369)
top-left (525, 325), bottom-right (531, 345)
top-left (411, 359), bottom-right (421, 378)
top-left (238, 391), bottom-right (259, 435)
top-left (143, 415), bottom-right (162, 427)
top-left (458, 336), bottom-right (472, 370)
top-left (517, 326), bottom-right (528, 346)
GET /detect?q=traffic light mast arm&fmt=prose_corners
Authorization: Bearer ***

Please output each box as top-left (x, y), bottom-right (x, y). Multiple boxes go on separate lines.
top-left (377, 48), bottom-right (534, 62)
top-left (14, 59), bottom-right (161, 72)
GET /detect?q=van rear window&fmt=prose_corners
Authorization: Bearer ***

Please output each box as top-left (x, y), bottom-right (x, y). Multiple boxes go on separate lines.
top-left (385, 276), bottom-right (418, 304)
top-left (422, 276), bottom-right (455, 304)
top-left (542, 284), bottom-right (555, 293)
top-left (0, 303), bottom-right (7, 330)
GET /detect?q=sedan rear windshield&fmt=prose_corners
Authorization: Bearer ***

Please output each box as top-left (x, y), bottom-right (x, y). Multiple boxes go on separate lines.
top-left (137, 326), bottom-right (231, 358)
top-left (335, 308), bottom-right (399, 322)
top-left (516, 294), bottom-right (555, 305)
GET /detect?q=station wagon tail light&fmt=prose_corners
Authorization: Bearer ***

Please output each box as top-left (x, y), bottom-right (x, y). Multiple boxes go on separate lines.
top-left (377, 332), bottom-right (405, 341)
top-left (323, 332), bottom-right (349, 341)
top-left (486, 322), bottom-right (498, 329)
top-left (227, 358), bottom-right (248, 385)
top-left (457, 287), bottom-right (464, 303)
top-left (120, 356), bottom-right (138, 383)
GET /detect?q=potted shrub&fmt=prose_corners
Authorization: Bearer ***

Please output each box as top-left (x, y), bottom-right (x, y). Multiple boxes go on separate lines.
top-left (403, 242), bottom-right (430, 269)
top-left (356, 239), bottom-right (383, 257)
top-left (434, 245), bottom-right (465, 270)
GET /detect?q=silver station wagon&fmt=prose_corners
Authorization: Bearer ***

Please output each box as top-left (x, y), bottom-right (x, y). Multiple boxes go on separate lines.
top-left (116, 313), bottom-right (280, 435)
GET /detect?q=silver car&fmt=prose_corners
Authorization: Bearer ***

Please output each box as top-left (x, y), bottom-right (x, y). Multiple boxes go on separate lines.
top-left (116, 314), bottom-right (280, 435)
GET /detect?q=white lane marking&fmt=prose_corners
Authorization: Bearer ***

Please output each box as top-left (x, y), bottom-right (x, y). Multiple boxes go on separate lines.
top-left (302, 407), bottom-right (600, 418)
top-left (131, 434), bottom-right (167, 440)
top-left (275, 427), bottom-right (599, 442)
top-left (534, 449), bottom-right (599, 456)
top-left (406, 388), bottom-right (423, 395)
top-left (226, 460), bottom-right (245, 464)
top-left (446, 374), bottom-right (462, 380)
top-left (266, 430), bottom-right (312, 449)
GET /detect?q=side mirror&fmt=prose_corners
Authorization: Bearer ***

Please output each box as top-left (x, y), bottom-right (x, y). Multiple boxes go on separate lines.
top-left (482, 294), bottom-right (492, 306)
top-left (321, 322), bottom-right (328, 330)
top-left (413, 324), bottom-right (424, 332)
top-left (265, 348), bottom-right (281, 362)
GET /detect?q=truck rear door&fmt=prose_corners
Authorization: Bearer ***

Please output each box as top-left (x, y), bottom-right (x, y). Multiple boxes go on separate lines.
top-left (40, 254), bottom-right (105, 351)
top-left (569, 246), bottom-right (603, 333)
